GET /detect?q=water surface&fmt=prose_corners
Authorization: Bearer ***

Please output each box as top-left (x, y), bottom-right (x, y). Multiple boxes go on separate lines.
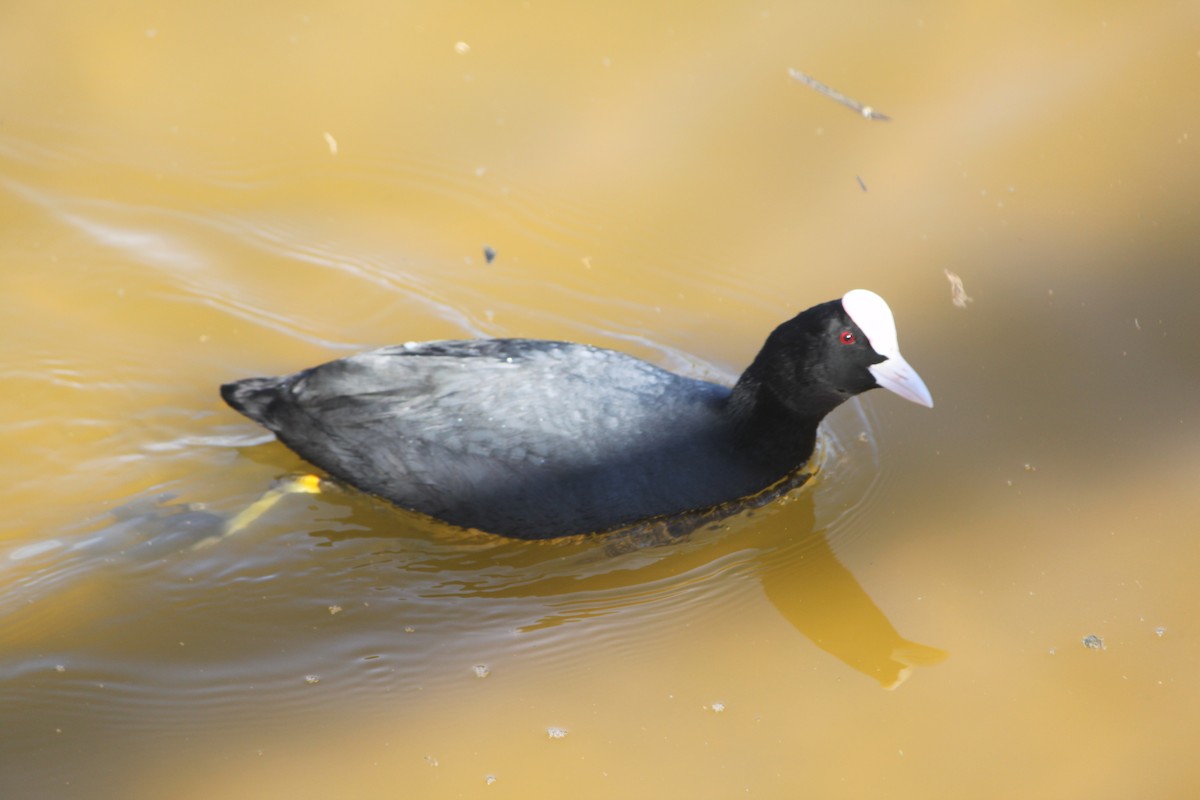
top-left (2, 1), bottom-right (1199, 798)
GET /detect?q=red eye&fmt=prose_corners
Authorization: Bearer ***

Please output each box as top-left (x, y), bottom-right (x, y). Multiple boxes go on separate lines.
top-left (839, 331), bottom-right (856, 345)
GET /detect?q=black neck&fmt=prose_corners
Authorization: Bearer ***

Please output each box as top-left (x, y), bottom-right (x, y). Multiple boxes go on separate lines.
top-left (725, 370), bottom-right (824, 477)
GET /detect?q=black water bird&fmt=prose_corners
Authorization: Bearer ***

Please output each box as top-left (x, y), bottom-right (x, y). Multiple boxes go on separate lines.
top-left (221, 290), bottom-right (932, 539)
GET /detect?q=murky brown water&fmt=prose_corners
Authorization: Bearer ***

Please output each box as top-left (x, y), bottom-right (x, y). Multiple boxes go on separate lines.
top-left (3, 1), bottom-right (1199, 798)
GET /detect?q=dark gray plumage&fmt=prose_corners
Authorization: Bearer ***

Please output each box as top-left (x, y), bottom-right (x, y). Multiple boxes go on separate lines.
top-left (221, 291), bottom-right (932, 539)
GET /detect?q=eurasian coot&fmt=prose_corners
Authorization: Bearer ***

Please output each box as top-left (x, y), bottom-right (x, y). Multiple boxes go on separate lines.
top-left (221, 289), bottom-right (931, 539)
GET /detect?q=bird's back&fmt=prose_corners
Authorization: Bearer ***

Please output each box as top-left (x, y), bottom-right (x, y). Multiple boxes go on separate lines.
top-left (222, 339), bottom-right (758, 537)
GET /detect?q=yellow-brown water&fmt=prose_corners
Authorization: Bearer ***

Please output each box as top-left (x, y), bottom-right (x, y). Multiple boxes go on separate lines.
top-left (3, 2), bottom-right (1199, 798)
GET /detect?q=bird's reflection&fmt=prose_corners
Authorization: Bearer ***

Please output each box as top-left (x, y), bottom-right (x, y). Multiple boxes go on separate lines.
top-left (125, 474), bottom-right (946, 689)
top-left (752, 489), bottom-right (947, 688)
top-left (287, 478), bottom-right (947, 689)
top-left (592, 486), bottom-right (946, 688)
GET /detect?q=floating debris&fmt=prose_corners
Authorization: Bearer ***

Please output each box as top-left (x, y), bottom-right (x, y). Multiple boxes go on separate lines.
top-left (708, 702), bottom-right (726, 713)
top-left (485, 774), bottom-right (497, 786)
top-left (454, 41), bottom-right (471, 55)
top-left (787, 68), bottom-right (890, 121)
top-left (546, 726), bottom-right (568, 739)
top-left (472, 664), bottom-right (491, 679)
top-left (944, 269), bottom-right (973, 309)
top-left (328, 605), bottom-right (342, 615)
top-left (856, 175), bottom-right (868, 192)
top-left (1155, 627), bottom-right (1166, 638)
top-left (483, 245), bottom-right (496, 264)
top-left (304, 674), bottom-right (321, 684)
top-left (323, 131), bottom-right (338, 156)
top-left (424, 755), bottom-right (439, 767)
top-left (1082, 634), bottom-right (1105, 650)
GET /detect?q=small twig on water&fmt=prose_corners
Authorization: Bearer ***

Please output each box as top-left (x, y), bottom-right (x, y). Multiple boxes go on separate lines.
top-left (787, 68), bottom-right (890, 121)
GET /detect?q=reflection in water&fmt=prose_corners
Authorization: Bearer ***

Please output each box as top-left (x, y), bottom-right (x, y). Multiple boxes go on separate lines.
top-left (298, 463), bottom-right (947, 689)
top-left (122, 410), bottom-right (947, 690)
top-left (753, 490), bottom-right (948, 689)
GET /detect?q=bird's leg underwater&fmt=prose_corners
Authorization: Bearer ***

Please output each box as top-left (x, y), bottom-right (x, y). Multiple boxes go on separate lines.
top-left (195, 474), bottom-right (326, 547)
